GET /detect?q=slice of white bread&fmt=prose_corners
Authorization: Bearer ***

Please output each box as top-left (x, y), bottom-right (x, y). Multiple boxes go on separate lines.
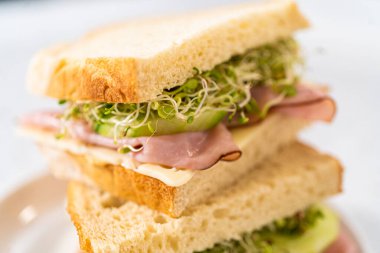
top-left (67, 141), bottom-right (343, 253)
top-left (27, 0), bottom-right (309, 103)
top-left (21, 114), bottom-right (308, 217)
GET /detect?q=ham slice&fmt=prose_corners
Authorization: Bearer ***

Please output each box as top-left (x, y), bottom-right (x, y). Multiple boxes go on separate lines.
top-left (324, 223), bottom-right (361, 253)
top-left (225, 84), bottom-right (335, 127)
top-left (251, 84), bottom-right (336, 122)
top-left (20, 112), bottom-right (241, 170)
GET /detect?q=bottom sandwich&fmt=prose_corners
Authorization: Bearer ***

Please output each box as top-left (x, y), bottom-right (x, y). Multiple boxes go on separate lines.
top-left (66, 142), bottom-right (345, 253)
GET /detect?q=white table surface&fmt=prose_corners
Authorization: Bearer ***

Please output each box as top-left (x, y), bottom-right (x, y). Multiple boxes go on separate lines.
top-left (0, 0), bottom-right (379, 251)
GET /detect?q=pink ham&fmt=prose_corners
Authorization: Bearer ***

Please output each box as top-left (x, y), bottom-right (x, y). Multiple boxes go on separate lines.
top-left (324, 223), bottom-right (361, 253)
top-left (20, 112), bottom-right (241, 170)
top-left (131, 124), bottom-right (241, 169)
top-left (251, 84), bottom-right (336, 122)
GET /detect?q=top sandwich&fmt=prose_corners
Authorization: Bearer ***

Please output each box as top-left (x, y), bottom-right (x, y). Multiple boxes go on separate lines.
top-left (20, 0), bottom-right (336, 216)
top-left (28, 0), bottom-right (308, 103)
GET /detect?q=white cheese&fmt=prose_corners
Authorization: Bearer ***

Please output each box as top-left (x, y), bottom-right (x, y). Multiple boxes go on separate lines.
top-left (17, 127), bottom-right (196, 187)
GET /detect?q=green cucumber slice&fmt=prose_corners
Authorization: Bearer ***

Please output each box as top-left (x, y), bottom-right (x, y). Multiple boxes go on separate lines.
top-left (94, 110), bottom-right (227, 138)
top-left (269, 205), bottom-right (339, 253)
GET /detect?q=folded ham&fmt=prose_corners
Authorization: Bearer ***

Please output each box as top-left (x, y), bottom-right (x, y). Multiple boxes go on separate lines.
top-left (20, 84), bottom-right (335, 170)
top-left (251, 84), bottom-right (336, 122)
top-left (70, 120), bottom-right (242, 170)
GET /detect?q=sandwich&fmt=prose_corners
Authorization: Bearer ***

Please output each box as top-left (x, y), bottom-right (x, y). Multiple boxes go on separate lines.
top-left (67, 142), bottom-right (344, 253)
top-left (18, 0), bottom-right (356, 252)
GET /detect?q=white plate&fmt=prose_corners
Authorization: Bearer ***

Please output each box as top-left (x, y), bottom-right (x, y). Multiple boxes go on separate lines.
top-left (0, 174), bottom-right (78, 253)
top-left (0, 173), bottom-right (369, 253)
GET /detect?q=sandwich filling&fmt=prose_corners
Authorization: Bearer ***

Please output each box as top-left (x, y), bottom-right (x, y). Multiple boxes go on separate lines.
top-left (59, 38), bottom-right (301, 139)
top-left (21, 38), bottom-right (335, 172)
top-left (198, 205), bottom-right (341, 253)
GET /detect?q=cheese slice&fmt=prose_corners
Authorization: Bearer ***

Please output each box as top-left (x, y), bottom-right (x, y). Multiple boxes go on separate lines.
top-left (18, 127), bottom-right (197, 187)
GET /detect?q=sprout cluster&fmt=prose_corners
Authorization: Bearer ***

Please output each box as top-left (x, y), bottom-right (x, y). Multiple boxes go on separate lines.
top-left (62, 38), bottom-right (301, 138)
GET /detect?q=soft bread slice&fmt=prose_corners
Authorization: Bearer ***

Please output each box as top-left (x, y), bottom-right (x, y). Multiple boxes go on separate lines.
top-left (67, 142), bottom-right (343, 253)
top-left (27, 0), bottom-right (308, 103)
top-left (23, 114), bottom-right (308, 217)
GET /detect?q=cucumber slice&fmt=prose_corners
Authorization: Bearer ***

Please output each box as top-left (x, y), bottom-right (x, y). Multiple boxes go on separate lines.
top-left (196, 205), bottom-right (339, 253)
top-left (94, 110), bottom-right (227, 138)
top-left (269, 205), bottom-right (339, 253)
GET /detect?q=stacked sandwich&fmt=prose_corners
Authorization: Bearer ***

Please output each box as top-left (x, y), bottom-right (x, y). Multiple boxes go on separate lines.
top-left (20, 0), bottom-right (353, 252)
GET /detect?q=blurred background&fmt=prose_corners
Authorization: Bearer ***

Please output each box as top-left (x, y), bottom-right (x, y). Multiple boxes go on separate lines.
top-left (0, 0), bottom-right (379, 252)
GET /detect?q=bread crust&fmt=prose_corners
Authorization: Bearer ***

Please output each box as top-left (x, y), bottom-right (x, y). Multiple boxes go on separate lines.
top-left (66, 183), bottom-right (95, 253)
top-left (27, 0), bottom-right (309, 103)
top-left (72, 153), bottom-right (178, 216)
top-left (47, 58), bottom-right (138, 102)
